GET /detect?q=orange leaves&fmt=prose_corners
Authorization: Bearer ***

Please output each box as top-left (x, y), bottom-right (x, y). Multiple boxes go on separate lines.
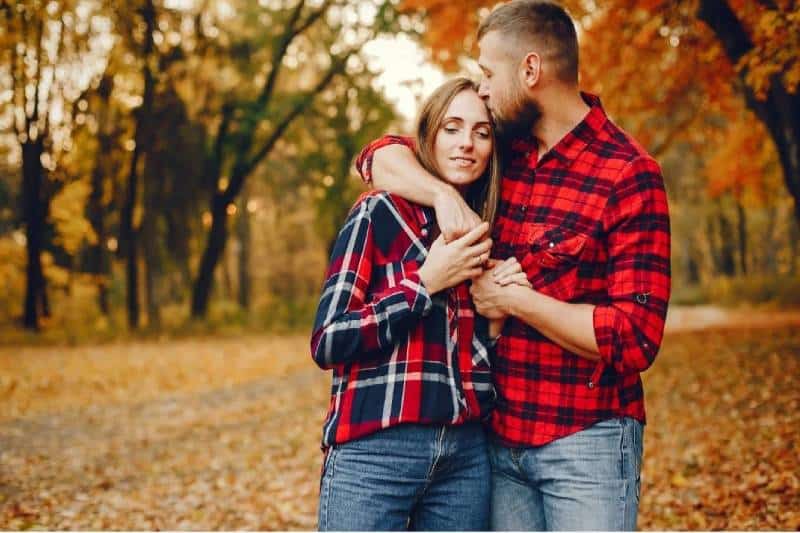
top-left (723, 0), bottom-right (800, 98)
top-left (640, 325), bottom-right (800, 530)
top-left (1, 325), bottom-right (800, 529)
top-left (399, 0), bottom-right (494, 71)
top-left (704, 114), bottom-right (779, 204)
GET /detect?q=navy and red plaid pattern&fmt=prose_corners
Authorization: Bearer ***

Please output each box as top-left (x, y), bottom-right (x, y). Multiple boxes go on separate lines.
top-left (310, 190), bottom-right (495, 448)
top-left (355, 93), bottom-right (671, 447)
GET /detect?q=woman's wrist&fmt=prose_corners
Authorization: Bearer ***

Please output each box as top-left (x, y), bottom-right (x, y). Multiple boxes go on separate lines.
top-left (417, 264), bottom-right (441, 295)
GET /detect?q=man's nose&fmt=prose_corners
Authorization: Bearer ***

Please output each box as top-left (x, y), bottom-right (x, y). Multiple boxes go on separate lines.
top-left (478, 79), bottom-right (489, 100)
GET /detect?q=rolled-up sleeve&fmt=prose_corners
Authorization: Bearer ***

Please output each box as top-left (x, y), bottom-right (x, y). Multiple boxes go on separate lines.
top-left (593, 156), bottom-right (671, 375)
top-left (354, 135), bottom-right (415, 184)
top-left (310, 193), bottom-right (432, 370)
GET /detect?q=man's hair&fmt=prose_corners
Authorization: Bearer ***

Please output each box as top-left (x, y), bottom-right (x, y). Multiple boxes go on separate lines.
top-left (477, 0), bottom-right (579, 84)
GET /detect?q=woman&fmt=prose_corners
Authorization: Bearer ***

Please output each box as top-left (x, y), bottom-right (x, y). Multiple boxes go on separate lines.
top-left (311, 78), bottom-right (529, 531)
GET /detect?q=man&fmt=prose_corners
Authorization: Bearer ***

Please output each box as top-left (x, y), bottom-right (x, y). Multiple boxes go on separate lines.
top-left (355, 1), bottom-right (670, 530)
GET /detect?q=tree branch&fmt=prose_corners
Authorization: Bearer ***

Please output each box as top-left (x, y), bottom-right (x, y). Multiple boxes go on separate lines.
top-left (4, 4), bottom-right (22, 137)
top-left (696, 0), bottom-right (753, 64)
top-left (224, 52), bottom-right (352, 203)
top-left (31, 13), bottom-right (44, 131)
top-left (42, 15), bottom-right (66, 140)
top-left (257, 0), bottom-right (307, 109)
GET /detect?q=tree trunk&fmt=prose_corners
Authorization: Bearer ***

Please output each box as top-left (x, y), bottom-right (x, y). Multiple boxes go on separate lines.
top-left (21, 139), bottom-right (46, 330)
top-left (789, 215), bottom-right (799, 275)
top-left (683, 233), bottom-right (700, 285)
top-left (143, 230), bottom-right (161, 329)
top-left (142, 196), bottom-right (161, 330)
top-left (698, 0), bottom-right (800, 225)
top-left (734, 194), bottom-right (747, 275)
top-left (237, 192), bottom-right (251, 310)
top-left (87, 76), bottom-right (113, 315)
top-left (718, 206), bottom-right (736, 277)
top-left (705, 212), bottom-right (720, 277)
top-left (120, 0), bottom-right (157, 330)
top-left (191, 195), bottom-right (228, 317)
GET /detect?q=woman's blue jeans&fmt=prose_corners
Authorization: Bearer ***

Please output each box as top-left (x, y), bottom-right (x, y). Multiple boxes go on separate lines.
top-left (318, 422), bottom-right (490, 531)
top-left (489, 417), bottom-right (644, 531)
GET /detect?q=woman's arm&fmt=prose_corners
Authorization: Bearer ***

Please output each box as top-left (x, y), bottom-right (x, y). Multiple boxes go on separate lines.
top-left (310, 194), bottom-right (432, 370)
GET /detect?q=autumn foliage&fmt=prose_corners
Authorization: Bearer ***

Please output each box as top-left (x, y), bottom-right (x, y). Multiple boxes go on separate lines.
top-left (400, 0), bottom-right (800, 221)
top-left (1, 320), bottom-right (799, 529)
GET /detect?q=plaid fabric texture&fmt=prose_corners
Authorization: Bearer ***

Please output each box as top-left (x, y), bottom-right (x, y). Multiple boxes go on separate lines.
top-left (355, 93), bottom-right (671, 447)
top-left (311, 190), bottom-right (495, 448)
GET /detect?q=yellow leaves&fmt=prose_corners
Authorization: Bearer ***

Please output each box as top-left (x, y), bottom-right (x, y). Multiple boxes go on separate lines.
top-left (737, 5), bottom-right (800, 99)
top-left (670, 472), bottom-right (690, 488)
top-left (632, 15), bottom-right (664, 48)
top-left (49, 178), bottom-right (97, 256)
top-left (640, 325), bottom-right (800, 530)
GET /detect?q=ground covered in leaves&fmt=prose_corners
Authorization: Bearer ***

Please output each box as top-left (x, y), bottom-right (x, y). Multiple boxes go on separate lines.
top-left (1, 321), bottom-right (798, 530)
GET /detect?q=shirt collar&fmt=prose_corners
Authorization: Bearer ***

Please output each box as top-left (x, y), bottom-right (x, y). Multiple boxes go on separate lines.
top-left (549, 92), bottom-right (608, 164)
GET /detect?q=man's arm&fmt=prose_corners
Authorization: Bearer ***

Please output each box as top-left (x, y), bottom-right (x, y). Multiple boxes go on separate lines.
top-left (354, 135), bottom-right (482, 241)
top-left (470, 276), bottom-right (600, 360)
top-left (471, 156), bottom-right (671, 372)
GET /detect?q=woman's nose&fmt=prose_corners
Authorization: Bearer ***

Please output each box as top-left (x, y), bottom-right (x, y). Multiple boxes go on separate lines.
top-left (460, 131), bottom-right (474, 150)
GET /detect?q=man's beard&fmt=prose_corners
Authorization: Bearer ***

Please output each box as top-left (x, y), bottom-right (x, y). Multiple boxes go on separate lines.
top-left (494, 90), bottom-right (543, 144)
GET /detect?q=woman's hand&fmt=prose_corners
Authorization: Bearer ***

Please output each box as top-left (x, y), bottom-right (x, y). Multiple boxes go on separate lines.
top-left (490, 257), bottom-right (531, 288)
top-left (418, 222), bottom-right (492, 294)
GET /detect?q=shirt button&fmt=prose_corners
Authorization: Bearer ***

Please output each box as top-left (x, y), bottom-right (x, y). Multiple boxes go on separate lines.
top-left (548, 241), bottom-right (556, 248)
top-left (588, 380), bottom-right (595, 389)
top-left (520, 205), bottom-right (527, 212)
top-left (421, 228), bottom-right (428, 236)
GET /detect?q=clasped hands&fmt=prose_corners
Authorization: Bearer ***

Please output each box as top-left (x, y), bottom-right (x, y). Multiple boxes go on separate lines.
top-left (417, 221), bottom-right (531, 321)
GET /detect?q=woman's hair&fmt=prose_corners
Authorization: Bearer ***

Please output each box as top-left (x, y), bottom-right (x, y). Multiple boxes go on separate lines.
top-left (414, 77), bottom-right (501, 231)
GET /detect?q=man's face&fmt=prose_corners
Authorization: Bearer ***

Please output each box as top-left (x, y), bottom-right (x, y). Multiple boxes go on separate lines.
top-left (477, 31), bottom-right (542, 136)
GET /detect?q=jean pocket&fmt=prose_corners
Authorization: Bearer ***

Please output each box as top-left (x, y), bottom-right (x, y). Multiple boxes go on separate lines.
top-left (321, 446), bottom-right (337, 478)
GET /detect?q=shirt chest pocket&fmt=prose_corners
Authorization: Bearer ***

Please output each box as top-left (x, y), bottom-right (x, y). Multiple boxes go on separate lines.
top-left (519, 224), bottom-right (589, 302)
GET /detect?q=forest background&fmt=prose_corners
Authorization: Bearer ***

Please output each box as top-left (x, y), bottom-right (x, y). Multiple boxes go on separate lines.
top-left (1, 0), bottom-right (799, 530)
top-left (2, 0), bottom-right (799, 339)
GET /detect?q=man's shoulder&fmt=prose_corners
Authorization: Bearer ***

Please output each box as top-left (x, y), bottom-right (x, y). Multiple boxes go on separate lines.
top-left (591, 118), bottom-right (661, 177)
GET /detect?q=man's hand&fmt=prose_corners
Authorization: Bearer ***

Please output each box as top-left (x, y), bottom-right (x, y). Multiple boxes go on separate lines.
top-left (470, 257), bottom-right (530, 319)
top-left (433, 186), bottom-right (483, 242)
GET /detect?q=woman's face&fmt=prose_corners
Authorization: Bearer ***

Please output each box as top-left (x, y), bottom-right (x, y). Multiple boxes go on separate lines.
top-left (433, 89), bottom-right (493, 189)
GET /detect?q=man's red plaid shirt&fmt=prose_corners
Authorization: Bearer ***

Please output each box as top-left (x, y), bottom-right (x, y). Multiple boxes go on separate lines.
top-left (356, 93), bottom-right (671, 447)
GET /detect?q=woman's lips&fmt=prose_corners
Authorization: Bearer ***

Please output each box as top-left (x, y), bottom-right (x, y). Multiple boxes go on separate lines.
top-left (450, 156), bottom-right (476, 167)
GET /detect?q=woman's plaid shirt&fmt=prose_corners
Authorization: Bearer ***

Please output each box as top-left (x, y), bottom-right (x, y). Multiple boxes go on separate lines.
top-left (310, 191), bottom-right (495, 449)
top-left (356, 94), bottom-right (671, 447)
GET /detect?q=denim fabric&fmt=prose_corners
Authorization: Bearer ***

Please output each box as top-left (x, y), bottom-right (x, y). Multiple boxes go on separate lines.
top-left (318, 422), bottom-right (490, 531)
top-left (489, 417), bottom-right (644, 531)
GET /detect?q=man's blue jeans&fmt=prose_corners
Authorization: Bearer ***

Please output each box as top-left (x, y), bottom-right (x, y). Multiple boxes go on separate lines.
top-left (318, 422), bottom-right (490, 531)
top-left (489, 417), bottom-right (644, 531)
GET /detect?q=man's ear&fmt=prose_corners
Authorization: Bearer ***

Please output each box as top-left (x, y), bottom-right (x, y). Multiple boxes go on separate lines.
top-left (520, 52), bottom-right (541, 88)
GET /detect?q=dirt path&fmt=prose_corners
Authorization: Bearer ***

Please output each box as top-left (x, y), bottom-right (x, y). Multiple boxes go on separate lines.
top-left (1, 308), bottom-right (798, 529)
top-left (0, 370), bottom-right (330, 530)
top-left (665, 305), bottom-right (800, 333)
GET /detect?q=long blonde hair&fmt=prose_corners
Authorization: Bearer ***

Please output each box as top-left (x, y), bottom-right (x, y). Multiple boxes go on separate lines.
top-left (414, 77), bottom-right (501, 231)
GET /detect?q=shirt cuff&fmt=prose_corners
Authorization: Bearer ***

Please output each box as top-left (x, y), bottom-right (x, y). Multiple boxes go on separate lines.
top-left (592, 304), bottom-right (619, 367)
top-left (398, 270), bottom-right (432, 317)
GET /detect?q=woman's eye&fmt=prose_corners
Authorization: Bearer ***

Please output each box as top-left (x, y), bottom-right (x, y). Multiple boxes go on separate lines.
top-left (444, 127), bottom-right (459, 134)
top-left (476, 131), bottom-right (490, 139)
